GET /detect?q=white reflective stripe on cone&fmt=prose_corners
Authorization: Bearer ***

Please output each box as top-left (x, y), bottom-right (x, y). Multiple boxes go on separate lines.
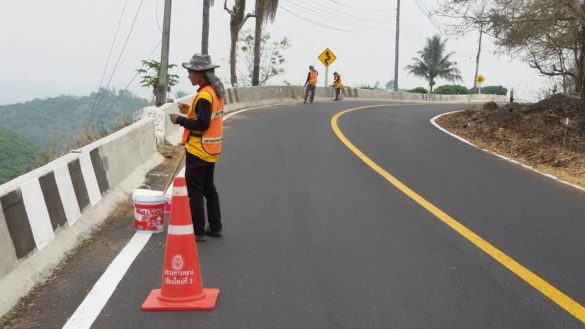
top-left (172, 186), bottom-right (188, 196)
top-left (168, 224), bottom-right (194, 235)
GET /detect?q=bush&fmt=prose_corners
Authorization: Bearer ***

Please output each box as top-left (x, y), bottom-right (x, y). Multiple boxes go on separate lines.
top-left (469, 85), bottom-right (508, 95)
top-left (409, 87), bottom-right (428, 94)
top-left (433, 84), bottom-right (469, 95)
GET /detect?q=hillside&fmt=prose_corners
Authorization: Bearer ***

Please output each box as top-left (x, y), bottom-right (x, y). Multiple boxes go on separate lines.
top-left (0, 89), bottom-right (148, 151)
top-left (437, 94), bottom-right (585, 188)
top-left (0, 127), bottom-right (44, 184)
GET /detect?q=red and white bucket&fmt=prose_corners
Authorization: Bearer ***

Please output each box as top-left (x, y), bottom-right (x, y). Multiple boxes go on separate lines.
top-left (132, 186), bottom-right (166, 233)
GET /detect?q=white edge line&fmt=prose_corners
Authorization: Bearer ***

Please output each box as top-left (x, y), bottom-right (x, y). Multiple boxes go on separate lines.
top-left (430, 111), bottom-right (585, 193)
top-left (63, 103), bottom-right (264, 329)
top-left (62, 233), bottom-right (151, 329)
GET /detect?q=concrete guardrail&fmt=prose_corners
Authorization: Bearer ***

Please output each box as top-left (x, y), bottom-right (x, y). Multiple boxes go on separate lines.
top-left (0, 85), bottom-right (506, 316)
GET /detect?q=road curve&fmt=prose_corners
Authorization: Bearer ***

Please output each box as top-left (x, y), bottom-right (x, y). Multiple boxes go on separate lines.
top-left (7, 100), bottom-right (585, 329)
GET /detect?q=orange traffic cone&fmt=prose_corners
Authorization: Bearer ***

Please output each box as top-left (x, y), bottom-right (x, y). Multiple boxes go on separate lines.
top-left (141, 177), bottom-right (219, 311)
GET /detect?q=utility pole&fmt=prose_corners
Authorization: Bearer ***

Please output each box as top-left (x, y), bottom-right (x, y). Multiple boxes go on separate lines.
top-left (393, 0), bottom-right (400, 91)
top-left (155, 0), bottom-right (172, 106)
top-left (473, 24), bottom-right (483, 90)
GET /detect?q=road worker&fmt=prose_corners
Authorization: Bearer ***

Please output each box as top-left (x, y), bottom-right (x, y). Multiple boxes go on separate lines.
top-left (332, 72), bottom-right (343, 101)
top-left (170, 53), bottom-right (225, 241)
top-left (304, 65), bottom-right (318, 103)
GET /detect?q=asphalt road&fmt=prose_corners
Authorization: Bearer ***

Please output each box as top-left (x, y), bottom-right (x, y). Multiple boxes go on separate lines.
top-left (8, 100), bottom-right (585, 328)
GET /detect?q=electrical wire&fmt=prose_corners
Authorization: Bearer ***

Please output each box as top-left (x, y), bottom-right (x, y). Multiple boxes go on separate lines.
top-left (87, 0), bottom-right (128, 128)
top-left (414, 0), bottom-right (444, 33)
top-left (325, 0), bottom-right (394, 13)
top-left (282, 0), bottom-right (393, 27)
top-left (88, 0), bottom-right (146, 126)
top-left (279, 3), bottom-right (394, 35)
top-left (93, 39), bottom-right (162, 129)
top-left (156, 0), bottom-right (162, 33)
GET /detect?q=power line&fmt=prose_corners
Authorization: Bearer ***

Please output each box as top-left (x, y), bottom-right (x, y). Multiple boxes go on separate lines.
top-left (325, 0), bottom-right (394, 13)
top-left (414, 0), bottom-right (444, 33)
top-left (281, 0), bottom-right (393, 29)
top-left (92, 40), bottom-right (162, 129)
top-left (279, 3), bottom-right (393, 34)
top-left (156, 0), bottom-right (162, 33)
top-left (88, 0), bottom-right (146, 126)
top-left (87, 0), bottom-right (128, 127)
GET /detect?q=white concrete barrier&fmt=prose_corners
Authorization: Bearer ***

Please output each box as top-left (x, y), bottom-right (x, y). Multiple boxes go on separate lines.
top-left (0, 84), bottom-right (504, 316)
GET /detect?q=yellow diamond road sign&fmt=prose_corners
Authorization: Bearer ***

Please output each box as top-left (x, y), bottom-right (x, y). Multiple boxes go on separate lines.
top-left (318, 48), bottom-right (337, 67)
top-left (476, 74), bottom-right (485, 84)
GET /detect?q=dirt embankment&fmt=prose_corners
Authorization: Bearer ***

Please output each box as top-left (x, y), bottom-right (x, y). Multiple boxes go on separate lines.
top-left (437, 94), bottom-right (585, 188)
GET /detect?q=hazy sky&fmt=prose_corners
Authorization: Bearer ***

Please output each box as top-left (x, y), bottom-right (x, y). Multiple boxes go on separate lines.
top-left (0, 0), bottom-right (551, 105)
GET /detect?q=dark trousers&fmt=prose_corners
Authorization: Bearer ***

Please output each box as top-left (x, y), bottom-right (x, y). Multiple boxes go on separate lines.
top-left (185, 152), bottom-right (222, 235)
top-left (304, 84), bottom-right (316, 102)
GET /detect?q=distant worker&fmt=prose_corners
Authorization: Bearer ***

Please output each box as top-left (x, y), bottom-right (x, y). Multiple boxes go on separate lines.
top-left (170, 53), bottom-right (225, 241)
top-left (304, 65), bottom-right (319, 103)
top-left (332, 71), bottom-right (343, 101)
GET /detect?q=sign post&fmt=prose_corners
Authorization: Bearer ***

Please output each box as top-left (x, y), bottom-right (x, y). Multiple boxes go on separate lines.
top-left (318, 48), bottom-right (337, 88)
top-left (475, 74), bottom-right (485, 94)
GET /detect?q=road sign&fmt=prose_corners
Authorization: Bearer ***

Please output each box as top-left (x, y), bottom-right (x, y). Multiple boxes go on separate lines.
top-left (318, 48), bottom-right (337, 67)
top-left (476, 74), bottom-right (485, 84)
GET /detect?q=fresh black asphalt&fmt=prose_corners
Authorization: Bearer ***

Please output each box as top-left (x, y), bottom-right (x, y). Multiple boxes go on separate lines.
top-left (15, 101), bottom-right (585, 328)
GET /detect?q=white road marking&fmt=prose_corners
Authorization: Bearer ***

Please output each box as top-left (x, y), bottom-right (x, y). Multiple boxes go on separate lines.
top-left (62, 233), bottom-right (151, 329)
top-left (430, 111), bottom-right (585, 192)
top-left (62, 104), bottom-right (274, 328)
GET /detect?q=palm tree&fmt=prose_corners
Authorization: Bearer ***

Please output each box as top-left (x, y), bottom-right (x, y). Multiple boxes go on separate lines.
top-left (224, 0), bottom-right (254, 87)
top-left (202, 0), bottom-right (214, 54)
top-left (252, 0), bottom-right (278, 86)
top-left (406, 35), bottom-right (462, 93)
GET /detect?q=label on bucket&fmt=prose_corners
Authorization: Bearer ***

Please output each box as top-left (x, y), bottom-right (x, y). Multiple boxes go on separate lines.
top-left (134, 202), bottom-right (165, 233)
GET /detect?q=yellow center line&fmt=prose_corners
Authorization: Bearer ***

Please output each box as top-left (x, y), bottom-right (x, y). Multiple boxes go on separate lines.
top-left (331, 105), bottom-right (585, 324)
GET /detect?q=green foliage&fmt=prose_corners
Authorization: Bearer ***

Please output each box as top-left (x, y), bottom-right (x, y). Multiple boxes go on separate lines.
top-left (433, 84), bottom-right (469, 95)
top-left (238, 29), bottom-right (290, 86)
top-left (0, 89), bottom-right (148, 152)
top-left (469, 85), bottom-right (508, 95)
top-left (0, 127), bottom-right (43, 185)
top-left (406, 34), bottom-right (462, 92)
top-left (136, 60), bottom-right (180, 93)
top-left (409, 87), bottom-right (429, 93)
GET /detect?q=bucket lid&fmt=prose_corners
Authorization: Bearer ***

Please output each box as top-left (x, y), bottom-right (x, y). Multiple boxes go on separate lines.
top-left (132, 189), bottom-right (166, 203)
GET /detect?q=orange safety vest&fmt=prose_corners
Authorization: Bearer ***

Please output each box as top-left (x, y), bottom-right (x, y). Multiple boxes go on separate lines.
top-left (308, 70), bottom-right (318, 85)
top-left (180, 85), bottom-right (224, 155)
top-left (334, 75), bottom-right (343, 88)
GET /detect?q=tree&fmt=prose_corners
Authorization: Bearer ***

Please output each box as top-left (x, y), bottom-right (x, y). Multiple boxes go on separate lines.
top-left (252, 0), bottom-right (279, 86)
top-left (433, 84), bottom-right (469, 94)
top-left (201, 0), bottom-right (215, 55)
top-left (406, 35), bottom-right (463, 92)
top-left (137, 60), bottom-right (179, 95)
top-left (409, 87), bottom-right (429, 93)
top-left (469, 85), bottom-right (508, 95)
top-left (439, 0), bottom-right (585, 96)
top-left (238, 30), bottom-right (289, 86)
top-left (224, 0), bottom-right (255, 87)
top-left (385, 80), bottom-right (395, 91)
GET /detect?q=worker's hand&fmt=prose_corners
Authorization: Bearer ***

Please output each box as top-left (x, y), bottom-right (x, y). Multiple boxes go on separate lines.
top-left (169, 113), bottom-right (180, 124)
top-left (178, 102), bottom-right (190, 114)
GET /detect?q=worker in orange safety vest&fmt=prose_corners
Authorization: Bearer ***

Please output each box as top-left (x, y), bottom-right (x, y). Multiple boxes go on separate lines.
top-left (303, 65), bottom-right (319, 103)
top-left (332, 71), bottom-right (343, 101)
top-left (170, 53), bottom-right (225, 241)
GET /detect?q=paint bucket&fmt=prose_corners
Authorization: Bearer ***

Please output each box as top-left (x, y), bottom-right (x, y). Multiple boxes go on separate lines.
top-left (132, 186), bottom-right (166, 233)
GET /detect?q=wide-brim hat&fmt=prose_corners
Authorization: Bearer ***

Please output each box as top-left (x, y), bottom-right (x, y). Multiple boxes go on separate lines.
top-left (182, 54), bottom-right (220, 71)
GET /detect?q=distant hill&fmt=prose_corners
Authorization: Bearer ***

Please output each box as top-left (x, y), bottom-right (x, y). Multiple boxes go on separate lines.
top-left (0, 88), bottom-right (148, 150)
top-left (0, 127), bottom-right (44, 184)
